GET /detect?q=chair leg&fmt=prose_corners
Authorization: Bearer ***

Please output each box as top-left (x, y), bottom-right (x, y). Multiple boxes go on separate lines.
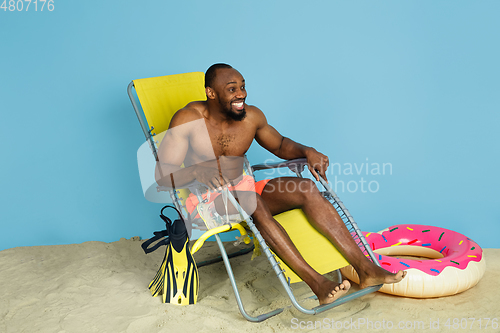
top-left (333, 269), bottom-right (343, 284)
top-left (214, 234), bottom-right (284, 322)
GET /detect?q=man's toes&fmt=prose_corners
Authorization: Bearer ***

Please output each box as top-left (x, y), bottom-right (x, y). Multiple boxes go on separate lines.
top-left (394, 270), bottom-right (406, 281)
top-left (319, 281), bottom-right (351, 305)
top-left (341, 280), bottom-right (351, 290)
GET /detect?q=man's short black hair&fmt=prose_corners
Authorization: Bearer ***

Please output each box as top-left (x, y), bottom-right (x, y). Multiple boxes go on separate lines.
top-left (205, 63), bottom-right (233, 88)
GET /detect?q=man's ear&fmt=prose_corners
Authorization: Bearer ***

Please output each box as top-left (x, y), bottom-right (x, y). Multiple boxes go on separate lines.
top-left (205, 87), bottom-right (216, 100)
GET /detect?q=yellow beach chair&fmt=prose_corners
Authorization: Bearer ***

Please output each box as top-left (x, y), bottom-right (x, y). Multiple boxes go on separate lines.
top-left (127, 72), bottom-right (383, 321)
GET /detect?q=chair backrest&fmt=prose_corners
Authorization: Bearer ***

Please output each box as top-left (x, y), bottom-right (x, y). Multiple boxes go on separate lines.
top-left (133, 72), bottom-right (206, 137)
top-left (131, 72), bottom-right (208, 230)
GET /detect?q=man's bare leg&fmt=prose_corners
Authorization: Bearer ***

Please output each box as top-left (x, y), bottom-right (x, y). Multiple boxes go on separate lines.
top-left (260, 177), bottom-right (406, 288)
top-left (213, 191), bottom-right (350, 305)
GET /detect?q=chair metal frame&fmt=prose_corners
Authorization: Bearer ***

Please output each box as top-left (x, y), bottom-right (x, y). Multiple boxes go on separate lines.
top-left (127, 79), bottom-right (382, 322)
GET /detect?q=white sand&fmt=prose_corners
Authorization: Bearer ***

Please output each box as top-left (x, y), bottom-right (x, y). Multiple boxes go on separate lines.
top-left (1, 238), bottom-right (498, 333)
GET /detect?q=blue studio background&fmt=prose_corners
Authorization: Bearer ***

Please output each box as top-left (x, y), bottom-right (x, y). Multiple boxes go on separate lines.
top-left (1, 1), bottom-right (498, 251)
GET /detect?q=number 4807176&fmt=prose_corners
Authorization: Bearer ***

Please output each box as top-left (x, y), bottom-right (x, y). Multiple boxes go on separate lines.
top-left (1, 0), bottom-right (55, 11)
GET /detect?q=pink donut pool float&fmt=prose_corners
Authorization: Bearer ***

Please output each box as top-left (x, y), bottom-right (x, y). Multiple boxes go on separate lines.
top-left (341, 224), bottom-right (486, 298)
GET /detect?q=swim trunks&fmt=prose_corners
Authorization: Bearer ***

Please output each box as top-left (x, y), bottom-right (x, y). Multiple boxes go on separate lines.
top-left (185, 175), bottom-right (271, 215)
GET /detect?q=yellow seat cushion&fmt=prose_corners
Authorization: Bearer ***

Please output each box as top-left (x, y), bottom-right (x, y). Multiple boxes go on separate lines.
top-left (273, 209), bottom-right (350, 283)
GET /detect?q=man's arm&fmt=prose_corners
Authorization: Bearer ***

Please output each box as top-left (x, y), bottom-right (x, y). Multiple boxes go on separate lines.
top-left (253, 107), bottom-right (329, 181)
top-left (155, 110), bottom-right (195, 188)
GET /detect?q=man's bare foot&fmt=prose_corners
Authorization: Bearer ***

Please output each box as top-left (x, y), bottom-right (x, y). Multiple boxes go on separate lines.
top-left (358, 266), bottom-right (407, 289)
top-left (316, 279), bottom-right (351, 305)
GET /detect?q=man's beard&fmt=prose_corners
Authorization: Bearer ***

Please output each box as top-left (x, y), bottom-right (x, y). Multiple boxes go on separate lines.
top-left (224, 108), bottom-right (247, 121)
top-left (220, 98), bottom-right (247, 121)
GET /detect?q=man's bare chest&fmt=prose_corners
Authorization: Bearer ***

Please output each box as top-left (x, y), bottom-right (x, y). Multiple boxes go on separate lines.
top-left (190, 123), bottom-right (255, 157)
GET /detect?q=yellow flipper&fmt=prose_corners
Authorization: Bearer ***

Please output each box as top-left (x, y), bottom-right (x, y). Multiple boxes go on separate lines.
top-left (148, 217), bottom-right (199, 305)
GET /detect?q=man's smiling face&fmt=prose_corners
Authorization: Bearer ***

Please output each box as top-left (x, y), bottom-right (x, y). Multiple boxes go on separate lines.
top-left (213, 68), bottom-right (247, 121)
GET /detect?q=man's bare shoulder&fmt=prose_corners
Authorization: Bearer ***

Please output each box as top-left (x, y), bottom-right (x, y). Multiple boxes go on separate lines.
top-left (169, 101), bottom-right (207, 128)
top-left (245, 104), bottom-right (268, 128)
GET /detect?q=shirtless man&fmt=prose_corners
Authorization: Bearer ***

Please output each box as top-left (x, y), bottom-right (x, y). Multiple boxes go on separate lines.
top-left (155, 63), bottom-right (406, 305)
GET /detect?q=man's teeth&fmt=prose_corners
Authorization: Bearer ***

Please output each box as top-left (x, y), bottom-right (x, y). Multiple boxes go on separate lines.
top-left (232, 102), bottom-right (244, 109)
